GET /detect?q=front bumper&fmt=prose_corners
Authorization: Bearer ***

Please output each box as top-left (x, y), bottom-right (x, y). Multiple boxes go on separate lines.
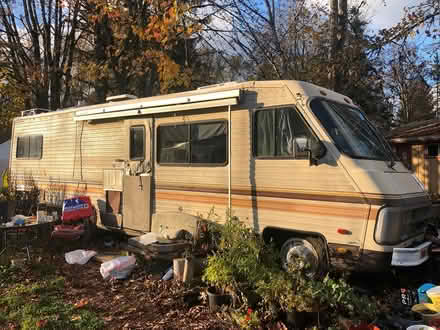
top-left (391, 241), bottom-right (431, 267)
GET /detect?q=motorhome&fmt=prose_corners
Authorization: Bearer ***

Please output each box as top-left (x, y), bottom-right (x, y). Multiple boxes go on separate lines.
top-left (9, 80), bottom-right (433, 273)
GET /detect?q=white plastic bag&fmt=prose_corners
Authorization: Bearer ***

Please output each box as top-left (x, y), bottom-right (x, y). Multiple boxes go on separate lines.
top-left (65, 249), bottom-right (97, 265)
top-left (100, 256), bottom-right (136, 280)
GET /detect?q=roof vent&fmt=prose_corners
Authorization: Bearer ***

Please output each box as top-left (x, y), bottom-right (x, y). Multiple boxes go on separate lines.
top-left (21, 108), bottom-right (49, 117)
top-left (106, 94), bottom-right (138, 102)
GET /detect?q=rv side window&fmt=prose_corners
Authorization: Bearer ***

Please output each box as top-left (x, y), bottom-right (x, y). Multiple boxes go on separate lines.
top-left (254, 107), bottom-right (316, 158)
top-left (427, 144), bottom-right (439, 157)
top-left (16, 135), bottom-right (43, 159)
top-left (158, 121), bottom-right (227, 165)
top-left (130, 126), bottom-right (145, 160)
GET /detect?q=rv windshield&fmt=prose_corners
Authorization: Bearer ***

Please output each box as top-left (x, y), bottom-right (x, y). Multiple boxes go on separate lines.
top-left (310, 99), bottom-right (394, 162)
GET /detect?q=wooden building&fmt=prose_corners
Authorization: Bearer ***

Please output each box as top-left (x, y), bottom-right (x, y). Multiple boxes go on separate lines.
top-left (389, 119), bottom-right (440, 197)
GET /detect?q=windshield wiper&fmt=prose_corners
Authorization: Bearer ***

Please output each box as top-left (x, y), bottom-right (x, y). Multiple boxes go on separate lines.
top-left (370, 125), bottom-right (396, 169)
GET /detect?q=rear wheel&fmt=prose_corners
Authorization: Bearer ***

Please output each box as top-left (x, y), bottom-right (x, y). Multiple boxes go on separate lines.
top-left (280, 236), bottom-right (327, 277)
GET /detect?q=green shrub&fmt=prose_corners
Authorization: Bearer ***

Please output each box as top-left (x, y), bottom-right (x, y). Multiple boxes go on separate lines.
top-left (202, 216), bottom-right (279, 297)
top-left (202, 214), bottom-right (379, 325)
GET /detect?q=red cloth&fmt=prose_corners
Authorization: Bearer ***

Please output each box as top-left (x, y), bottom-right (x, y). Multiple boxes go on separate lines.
top-left (51, 224), bottom-right (85, 240)
top-left (61, 196), bottom-right (94, 222)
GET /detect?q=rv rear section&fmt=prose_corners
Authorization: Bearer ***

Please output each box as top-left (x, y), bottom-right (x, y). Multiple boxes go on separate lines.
top-left (9, 80), bottom-right (433, 272)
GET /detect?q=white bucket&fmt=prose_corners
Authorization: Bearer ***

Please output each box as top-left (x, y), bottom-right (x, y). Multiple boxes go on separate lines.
top-left (407, 326), bottom-right (435, 330)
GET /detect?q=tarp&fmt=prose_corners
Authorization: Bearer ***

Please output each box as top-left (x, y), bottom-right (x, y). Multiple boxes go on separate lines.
top-left (0, 140), bottom-right (10, 189)
top-left (0, 140), bottom-right (10, 172)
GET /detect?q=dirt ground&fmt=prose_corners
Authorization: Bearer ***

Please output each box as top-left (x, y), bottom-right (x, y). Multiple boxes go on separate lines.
top-left (0, 230), bottom-right (240, 330)
top-left (2, 228), bottom-right (438, 330)
top-left (56, 255), bottom-right (236, 329)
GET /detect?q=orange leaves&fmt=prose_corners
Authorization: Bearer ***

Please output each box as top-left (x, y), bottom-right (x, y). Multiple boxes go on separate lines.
top-left (74, 298), bottom-right (89, 309)
top-left (35, 319), bottom-right (48, 328)
top-left (85, 0), bottom-right (196, 95)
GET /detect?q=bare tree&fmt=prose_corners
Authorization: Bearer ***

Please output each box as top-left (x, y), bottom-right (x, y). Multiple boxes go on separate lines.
top-left (384, 42), bottom-right (434, 125)
top-left (0, 0), bottom-right (84, 110)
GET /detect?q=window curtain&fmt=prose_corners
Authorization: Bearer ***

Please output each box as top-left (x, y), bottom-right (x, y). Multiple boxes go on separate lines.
top-left (191, 122), bottom-right (226, 163)
top-left (256, 111), bottom-right (276, 156)
top-left (277, 109), bottom-right (294, 156)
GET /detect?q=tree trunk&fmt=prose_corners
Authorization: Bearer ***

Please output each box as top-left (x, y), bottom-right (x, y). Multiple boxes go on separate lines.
top-left (329, 0), bottom-right (347, 92)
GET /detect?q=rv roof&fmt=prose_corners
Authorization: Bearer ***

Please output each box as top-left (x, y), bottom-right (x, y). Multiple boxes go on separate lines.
top-left (14, 80), bottom-right (355, 121)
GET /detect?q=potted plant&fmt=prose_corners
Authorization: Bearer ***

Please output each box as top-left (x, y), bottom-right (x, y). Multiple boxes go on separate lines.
top-left (202, 216), bottom-right (280, 312)
top-left (0, 172), bottom-right (19, 219)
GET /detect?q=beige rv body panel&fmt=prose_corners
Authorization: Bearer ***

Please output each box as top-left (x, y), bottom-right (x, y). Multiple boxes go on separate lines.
top-left (11, 110), bottom-right (126, 215)
top-left (9, 80), bottom-right (431, 269)
top-left (153, 83), bottom-right (367, 250)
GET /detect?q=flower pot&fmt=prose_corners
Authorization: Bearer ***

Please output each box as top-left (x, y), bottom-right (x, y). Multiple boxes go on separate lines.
top-left (207, 287), bottom-right (231, 312)
top-left (183, 257), bottom-right (194, 283)
top-left (173, 258), bottom-right (185, 281)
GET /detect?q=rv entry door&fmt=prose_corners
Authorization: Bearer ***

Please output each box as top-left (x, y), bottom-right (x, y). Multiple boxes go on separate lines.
top-left (122, 118), bottom-right (152, 233)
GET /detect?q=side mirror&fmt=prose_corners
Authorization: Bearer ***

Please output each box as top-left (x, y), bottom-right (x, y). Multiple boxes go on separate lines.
top-left (305, 140), bottom-right (326, 166)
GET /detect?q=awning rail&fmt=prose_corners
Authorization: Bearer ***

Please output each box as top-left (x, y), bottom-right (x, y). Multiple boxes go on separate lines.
top-left (74, 89), bottom-right (240, 121)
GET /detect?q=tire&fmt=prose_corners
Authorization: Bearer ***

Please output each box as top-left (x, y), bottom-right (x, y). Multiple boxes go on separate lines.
top-left (280, 236), bottom-right (328, 278)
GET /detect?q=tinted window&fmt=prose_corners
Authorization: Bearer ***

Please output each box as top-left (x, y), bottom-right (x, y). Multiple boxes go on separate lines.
top-left (158, 121), bottom-right (227, 165)
top-left (29, 135), bottom-right (43, 158)
top-left (16, 135), bottom-right (42, 159)
top-left (158, 124), bottom-right (189, 163)
top-left (16, 137), bottom-right (27, 158)
top-left (130, 126), bottom-right (145, 160)
top-left (254, 107), bottom-right (316, 158)
top-left (191, 122), bottom-right (227, 164)
top-left (428, 144), bottom-right (439, 157)
top-left (310, 99), bottom-right (394, 161)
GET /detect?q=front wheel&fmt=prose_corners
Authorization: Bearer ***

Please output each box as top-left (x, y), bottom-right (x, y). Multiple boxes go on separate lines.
top-left (280, 237), bottom-right (327, 277)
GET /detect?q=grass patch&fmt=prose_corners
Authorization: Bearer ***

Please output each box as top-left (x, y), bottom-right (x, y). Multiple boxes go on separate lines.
top-left (0, 264), bottom-right (104, 329)
top-left (0, 264), bottom-right (20, 287)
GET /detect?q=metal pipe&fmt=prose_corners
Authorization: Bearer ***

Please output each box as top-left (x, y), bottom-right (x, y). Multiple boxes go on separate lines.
top-left (228, 104), bottom-right (232, 212)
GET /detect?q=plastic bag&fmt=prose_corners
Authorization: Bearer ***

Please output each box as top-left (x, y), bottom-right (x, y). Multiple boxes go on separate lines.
top-left (100, 256), bottom-right (136, 280)
top-left (65, 249), bottom-right (97, 265)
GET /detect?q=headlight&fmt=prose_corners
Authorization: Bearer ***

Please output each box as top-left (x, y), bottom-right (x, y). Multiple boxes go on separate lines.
top-left (375, 207), bottom-right (404, 245)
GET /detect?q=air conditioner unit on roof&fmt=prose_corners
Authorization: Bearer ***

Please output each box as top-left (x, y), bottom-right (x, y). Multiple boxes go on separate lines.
top-left (106, 94), bottom-right (138, 102)
top-left (21, 108), bottom-right (50, 117)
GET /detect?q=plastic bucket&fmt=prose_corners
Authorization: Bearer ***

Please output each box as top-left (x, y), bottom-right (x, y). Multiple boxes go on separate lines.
top-left (406, 326), bottom-right (435, 330)
top-left (419, 284), bottom-right (436, 304)
top-left (411, 303), bottom-right (440, 323)
top-left (427, 287), bottom-right (440, 307)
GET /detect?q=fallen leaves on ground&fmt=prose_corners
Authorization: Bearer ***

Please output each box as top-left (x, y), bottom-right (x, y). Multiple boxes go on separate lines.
top-left (1, 247), bottom-right (238, 330)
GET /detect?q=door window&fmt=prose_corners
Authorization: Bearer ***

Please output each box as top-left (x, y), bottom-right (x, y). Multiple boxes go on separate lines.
top-left (130, 126), bottom-right (145, 160)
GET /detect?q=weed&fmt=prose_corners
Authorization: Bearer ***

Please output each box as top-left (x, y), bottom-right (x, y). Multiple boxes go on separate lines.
top-left (0, 270), bottom-right (104, 329)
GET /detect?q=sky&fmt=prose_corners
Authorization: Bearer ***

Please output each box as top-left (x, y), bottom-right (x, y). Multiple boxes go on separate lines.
top-left (366, 0), bottom-right (423, 29)
top-left (315, 0), bottom-right (422, 30)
